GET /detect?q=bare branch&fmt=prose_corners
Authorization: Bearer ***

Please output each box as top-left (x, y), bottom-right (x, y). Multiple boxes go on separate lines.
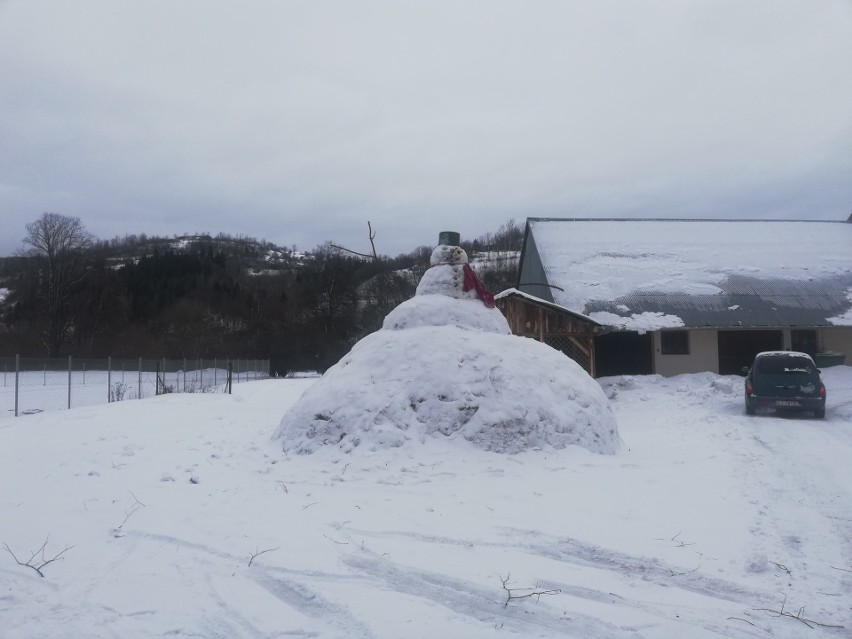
top-left (367, 221), bottom-right (378, 261)
top-left (322, 534), bottom-right (349, 545)
top-left (328, 244), bottom-right (376, 260)
top-left (727, 617), bottom-right (758, 627)
top-left (4, 536), bottom-right (74, 578)
top-left (248, 546), bottom-right (279, 567)
top-left (768, 560), bottom-right (791, 576)
top-left (328, 221), bottom-right (381, 262)
top-left (668, 564), bottom-right (701, 577)
top-left (753, 594), bottom-right (845, 630)
top-left (117, 492), bottom-right (146, 529)
top-left (500, 574), bottom-right (561, 607)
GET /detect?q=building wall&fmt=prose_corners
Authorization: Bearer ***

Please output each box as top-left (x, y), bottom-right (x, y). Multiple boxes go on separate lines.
top-left (517, 233), bottom-right (554, 303)
top-left (649, 327), bottom-right (852, 377)
top-left (653, 329), bottom-right (719, 376)
top-left (820, 327), bottom-right (852, 362)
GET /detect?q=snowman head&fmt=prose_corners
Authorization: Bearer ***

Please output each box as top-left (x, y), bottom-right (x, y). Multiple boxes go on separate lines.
top-left (430, 244), bottom-right (468, 266)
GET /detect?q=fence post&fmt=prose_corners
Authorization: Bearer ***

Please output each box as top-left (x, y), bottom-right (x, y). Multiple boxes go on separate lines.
top-left (108, 356), bottom-right (112, 403)
top-left (227, 363), bottom-right (232, 394)
top-left (14, 354), bottom-right (19, 417)
top-left (155, 360), bottom-right (160, 396)
top-left (183, 358), bottom-right (187, 393)
top-left (68, 355), bottom-right (72, 409)
top-left (138, 357), bottom-right (142, 399)
top-left (214, 358), bottom-right (217, 386)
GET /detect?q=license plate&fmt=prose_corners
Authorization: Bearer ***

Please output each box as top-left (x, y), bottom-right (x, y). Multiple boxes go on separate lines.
top-left (775, 400), bottom-right (800, 407)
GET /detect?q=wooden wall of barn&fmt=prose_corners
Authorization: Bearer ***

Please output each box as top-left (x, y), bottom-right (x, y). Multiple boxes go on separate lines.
top-left (496, 295), bottom-right (600, 376)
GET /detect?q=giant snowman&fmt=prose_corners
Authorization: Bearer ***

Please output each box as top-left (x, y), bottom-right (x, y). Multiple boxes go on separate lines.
top-left (274, 239), bottom-right (619, 455)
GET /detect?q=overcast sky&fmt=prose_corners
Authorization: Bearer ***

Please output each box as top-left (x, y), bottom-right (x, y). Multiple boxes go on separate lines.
top-left (2, 1), bottom-right (851, 257)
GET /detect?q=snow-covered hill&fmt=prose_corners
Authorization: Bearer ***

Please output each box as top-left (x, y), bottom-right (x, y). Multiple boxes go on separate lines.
top-left (1, 367), bottom-right (850, 638)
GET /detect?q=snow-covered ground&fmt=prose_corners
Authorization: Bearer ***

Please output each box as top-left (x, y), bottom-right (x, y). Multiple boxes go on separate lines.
top-left (0, 368), bottom-right (266, 417)
top-left (2, 367), bottom-right (850, 638)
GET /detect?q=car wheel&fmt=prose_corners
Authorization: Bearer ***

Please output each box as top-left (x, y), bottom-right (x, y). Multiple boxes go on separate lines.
top-left (814, 408), bottom-right (825, 419)
top-left (745, 403), bottom-right (755, 415)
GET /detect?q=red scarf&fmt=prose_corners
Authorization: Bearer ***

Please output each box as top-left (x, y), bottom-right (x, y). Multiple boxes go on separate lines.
top-left (462, 263), bottom-right (495, 308)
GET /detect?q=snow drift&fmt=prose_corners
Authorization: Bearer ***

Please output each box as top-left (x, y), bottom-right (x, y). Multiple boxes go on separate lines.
top-left (274, 245), bottom-right (619, 455)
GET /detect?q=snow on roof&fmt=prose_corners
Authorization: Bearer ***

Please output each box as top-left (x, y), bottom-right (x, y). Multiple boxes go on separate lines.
top-left (495, 287), bottom-right (602, 325)
top-left (828, 288), bottom-right (852, 325)
top-left (526, 219), bottom-right (852, 330)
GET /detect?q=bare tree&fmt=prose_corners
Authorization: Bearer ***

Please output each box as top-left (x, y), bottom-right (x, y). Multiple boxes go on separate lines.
top-left (22, 212), bottom-right (94, 356)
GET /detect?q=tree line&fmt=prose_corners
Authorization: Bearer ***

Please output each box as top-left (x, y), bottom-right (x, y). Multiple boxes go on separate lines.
top-left (0, 214), bottom-right (522, 374)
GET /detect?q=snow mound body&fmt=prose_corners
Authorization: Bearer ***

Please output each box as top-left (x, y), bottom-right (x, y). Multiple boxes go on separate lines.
top-left (416, 263), bottom-right (480, 300)
top-left (383, 294), bottom-right (511, 334)
top-left (276, 242), bottom-right (618, 455)
top-left (274, 304), bottom-right (618, 455)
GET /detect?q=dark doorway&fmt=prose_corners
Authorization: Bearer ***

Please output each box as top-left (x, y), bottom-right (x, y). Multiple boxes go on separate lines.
top-left (594, 332), bottom-right (653, 377)
top-left (718, 330), bottom-right (783, 375)
top-left (791, 329), bottom-right (818, 356)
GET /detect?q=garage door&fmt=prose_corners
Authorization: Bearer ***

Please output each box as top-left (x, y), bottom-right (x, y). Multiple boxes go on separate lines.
top-left (595, 332), bottom-right (653, 377)
top-left (717, 330), bottom-right (783, 375)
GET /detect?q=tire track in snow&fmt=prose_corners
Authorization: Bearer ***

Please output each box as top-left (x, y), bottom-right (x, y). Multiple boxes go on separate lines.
top-left (248, 570), bottom-right (377, 639)
top-left (501, 528), bottom-right (768, 604)
top-left (345, 527), bottom-right (767, 605)
top-left (721, 411), bottom-right (852, 631)
top-left (122, 530), bottom-right (374, 638)
top-left (342, 547), bottom-right (644, 639)
top-left (338, 529), bottom-right (776, 637)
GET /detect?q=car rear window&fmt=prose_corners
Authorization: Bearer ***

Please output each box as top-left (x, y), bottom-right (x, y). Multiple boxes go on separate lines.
top-left (757, 357), bottom-right (816, 375)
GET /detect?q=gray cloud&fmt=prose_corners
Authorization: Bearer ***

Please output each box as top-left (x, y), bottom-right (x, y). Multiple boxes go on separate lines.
top-left (2, 0), bottom-right (851, 257)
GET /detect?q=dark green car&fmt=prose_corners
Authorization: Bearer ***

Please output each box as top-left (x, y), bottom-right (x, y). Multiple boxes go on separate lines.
top-left (744, 351), bottom-right (826, 418)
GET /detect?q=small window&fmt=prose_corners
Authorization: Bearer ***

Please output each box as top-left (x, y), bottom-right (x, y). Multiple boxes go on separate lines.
top-left (661, 330), bottom-right (689, 355)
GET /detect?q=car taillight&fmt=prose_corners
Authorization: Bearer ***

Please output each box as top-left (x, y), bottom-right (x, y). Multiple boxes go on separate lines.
top-left (745, 382), bottom-right (753, 395)
top-left (819, 385), bottom-right (826, 398)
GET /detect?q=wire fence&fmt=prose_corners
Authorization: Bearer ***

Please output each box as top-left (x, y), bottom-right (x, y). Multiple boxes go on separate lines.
top-left (0, 356), bottom-right (270, 418)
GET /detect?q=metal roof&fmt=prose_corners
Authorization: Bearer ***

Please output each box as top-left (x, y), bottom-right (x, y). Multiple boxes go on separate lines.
top-left (522, 218), bottom-right (852, 330)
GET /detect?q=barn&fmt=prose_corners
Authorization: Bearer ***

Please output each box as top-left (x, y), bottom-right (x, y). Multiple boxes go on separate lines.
top-left (501, 217), bottom-right (852, 377)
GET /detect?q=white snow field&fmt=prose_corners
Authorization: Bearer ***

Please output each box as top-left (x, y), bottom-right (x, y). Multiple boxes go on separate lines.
top-left (1, 367), bottom-right (851, 638)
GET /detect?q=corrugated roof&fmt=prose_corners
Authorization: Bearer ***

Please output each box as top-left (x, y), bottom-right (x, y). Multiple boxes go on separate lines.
top-left (524, 218), bottom-right (852, 330)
